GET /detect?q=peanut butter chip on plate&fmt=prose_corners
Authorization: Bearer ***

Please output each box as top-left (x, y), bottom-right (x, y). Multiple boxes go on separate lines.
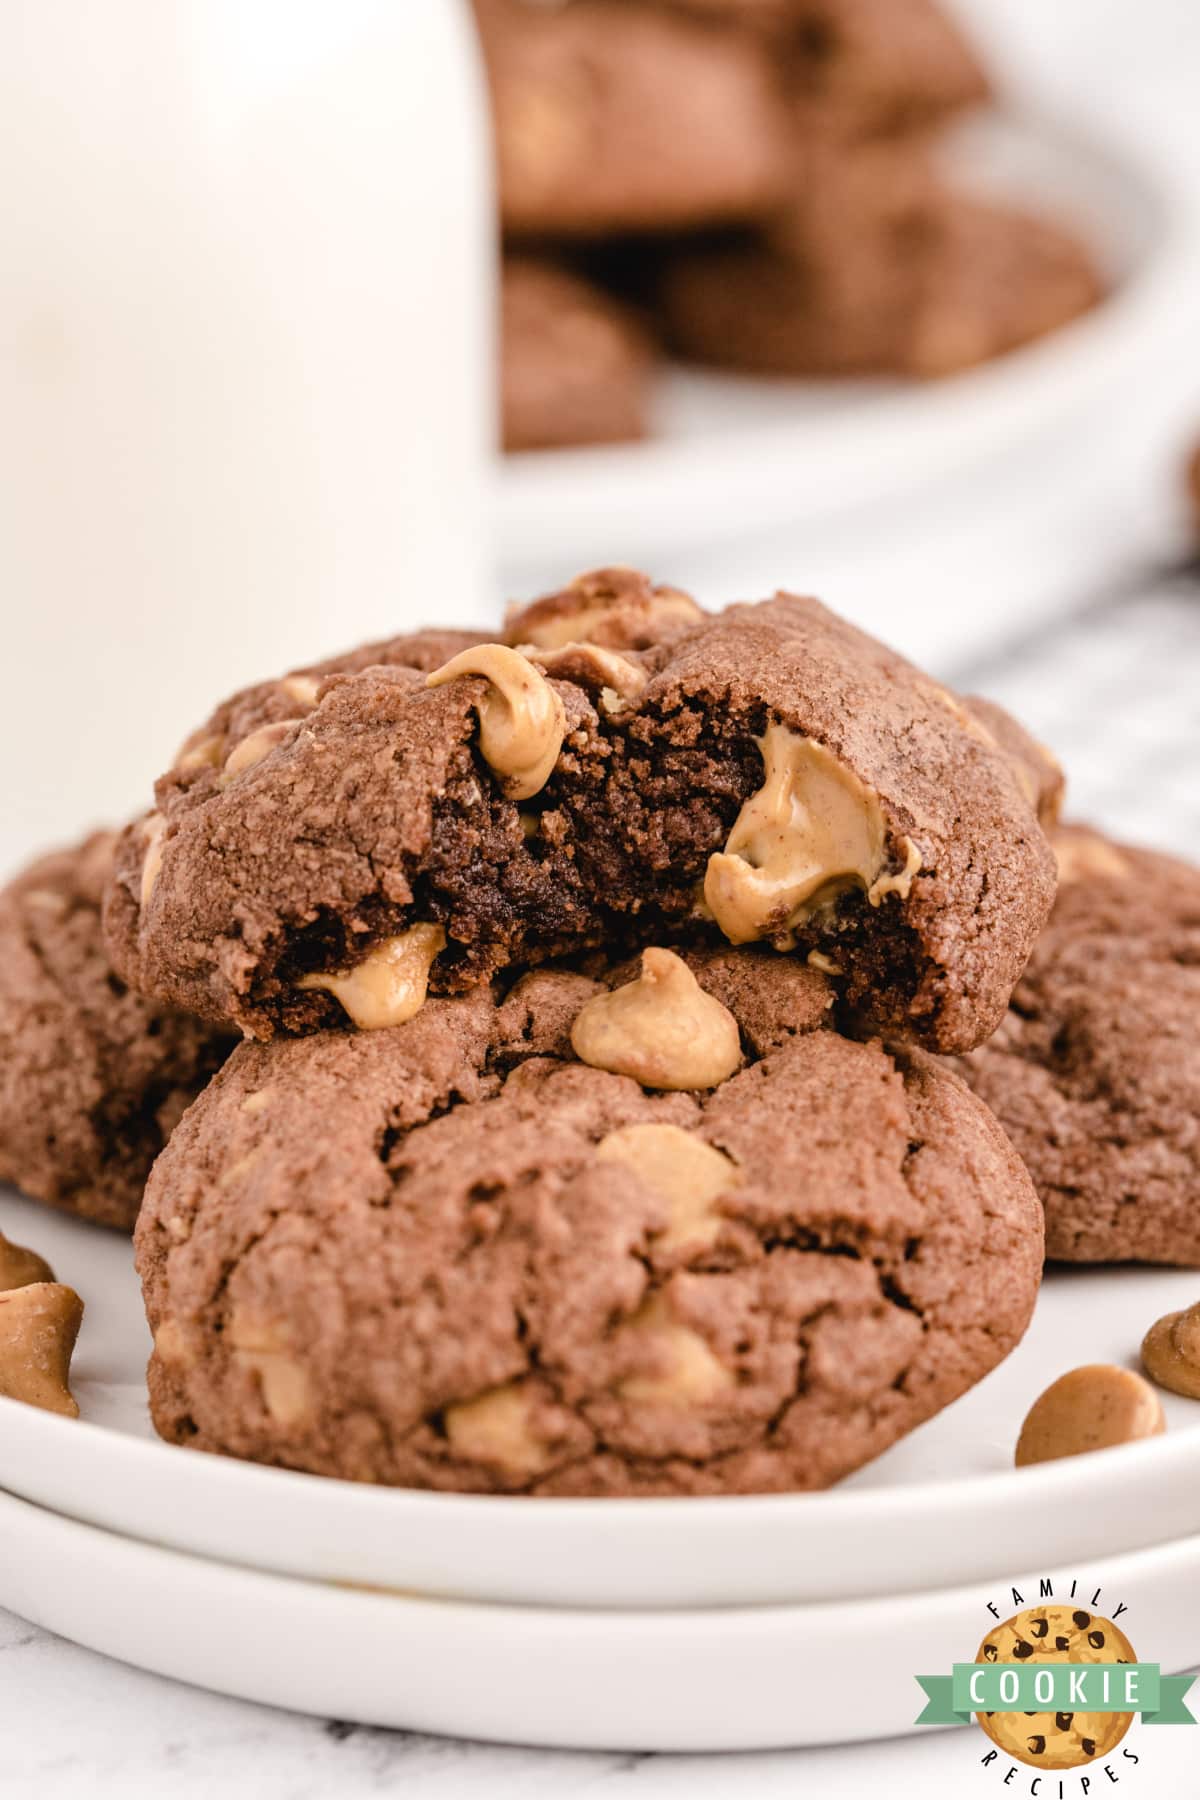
top-left (298, 923), bottom-right (445, 1031)
top-left (1142, 1303), bottom-right (1200, 1400)
top-left (426, 643), bottom-right (566, 800)
top-left (0, 1230), bottom-right (55, 1292)
top-left (571, 948), bottom-right (741, 1090)
top-left (0, 1282), bottom-right (84, 1417)
top-left (703, 723), bottom-right (919, 946)
top-left (1015, 1365), bottom-right (1166, 1467)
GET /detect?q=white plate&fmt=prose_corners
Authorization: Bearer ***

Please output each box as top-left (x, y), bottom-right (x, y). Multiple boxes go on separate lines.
top-left (2, 1487), bottom-right (1198, 1751)
top-left (5, 1189), bottom-right (1200, 1612)
top-left (495, 108), bottom-right (1195, 580)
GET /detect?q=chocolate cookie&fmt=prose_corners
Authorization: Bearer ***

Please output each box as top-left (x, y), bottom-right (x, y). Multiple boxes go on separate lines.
top-left (636, 0), bottom-right (988, 136)
top-left (957, 826), bottom-right (1200, 1265)
top-left (502, 255), bottom-right (653, 452)
top-left (105, 573), bottom-right (1056, 1052)
top-left (475, 0), bottom-right (787, 237)
top-left (137, 948), bottom-right (1042, 1493)
top-left (658, 148), bottom-right (1103, 379)
top-left (0, 834), bottom-right (234, 1230)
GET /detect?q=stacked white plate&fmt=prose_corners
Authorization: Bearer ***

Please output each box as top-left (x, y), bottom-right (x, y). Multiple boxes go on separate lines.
top-left (3, 1187), bottom-right (1200, 1751)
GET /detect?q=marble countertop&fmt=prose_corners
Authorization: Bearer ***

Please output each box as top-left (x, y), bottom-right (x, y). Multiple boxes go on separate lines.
top-left (3, 1606), bottom-right (1196, 1798)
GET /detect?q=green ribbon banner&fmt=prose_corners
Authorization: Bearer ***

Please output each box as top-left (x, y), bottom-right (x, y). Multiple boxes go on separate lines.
top-left (915, 1664), bottom-right (1196, 1727)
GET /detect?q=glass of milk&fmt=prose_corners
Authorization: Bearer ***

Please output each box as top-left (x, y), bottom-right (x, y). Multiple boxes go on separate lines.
top-left (0, 0), bottom-right (494, 862)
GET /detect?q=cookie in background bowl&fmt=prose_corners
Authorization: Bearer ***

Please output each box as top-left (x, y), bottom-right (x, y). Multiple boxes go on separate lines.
top-left (104, 574), bottom-right (1057, 1051)
top-left (501, 255), bottom-right (653, 452)
top-left (658, 152), bottom-right (1105, 380)
top-left (475, 0), bottom-right (788, 237)
top-left (0, 832), bottom-right (235, 1231)
top-left (957, 825), bottom-right (1200, 1265)
top-left (136, 947), bottom-right (1043, 1494)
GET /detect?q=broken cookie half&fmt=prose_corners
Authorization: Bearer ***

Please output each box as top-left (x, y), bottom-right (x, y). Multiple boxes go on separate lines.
top-left (105, 572), bottom-right (1056, 1053)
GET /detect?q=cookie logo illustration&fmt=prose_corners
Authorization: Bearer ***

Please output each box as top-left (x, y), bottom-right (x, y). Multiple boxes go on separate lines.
top-left (975, 1606), bottom-right (1136, 1770)
top-left (915, 1574), bottom-right (1197, 1783)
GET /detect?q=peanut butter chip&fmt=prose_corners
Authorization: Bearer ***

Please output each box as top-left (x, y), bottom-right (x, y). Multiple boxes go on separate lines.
top-left (1054, 831), bottom-right (1133, 886)
top-left (570, 949), bottom-right (741, 1091)
top-left (517, 579), bottom-right (702, 650)
top-left (279, 674), bottom-right (321, 709)
top-left (154, 1318), bottom-right (190, 1366)
top-left (526, 640), bottom-right (648, 709)
top-left (220, 718), bottom-right (303, 784)
top-left (0, 1282), bottom-right (84, 1417)
top-left (1015, 1365), bottom-right (1166, 1467)
top-left (703, 724), bottom-right (920, 946)
top-left (596, 1123), bottom-right (741, 1254)
top-left (228, 1312), bottom-right (312, 1427)
top-left (175, 732), bottom-right (224, 774)
top-left (444, 1379), bottom-right (557, 1477)
top-left (139, 813), bottom-right (167, 909)
top-left (0, 1230), bottom-right (55, 1293)
top-left (619, 1293), bottom-right (733, 1405)
top-left (297, 923), bottom-right (445, 1031)
top-left (426, 643), bottom-right (566, 800)
top-left (1142, 1304), bottom-right (1200, 1400)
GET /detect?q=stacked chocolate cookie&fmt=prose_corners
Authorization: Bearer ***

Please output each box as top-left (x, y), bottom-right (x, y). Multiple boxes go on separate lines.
top-left (4, 569), bottom-right (1082, 1493)
top-left (481, 0), bottom-right (1104, 449)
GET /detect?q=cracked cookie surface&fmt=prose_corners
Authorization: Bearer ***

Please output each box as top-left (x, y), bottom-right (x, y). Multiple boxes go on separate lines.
top-left (105, 576), bottom-right (1056, 1053)
top-left (136, 948), bottom-right (1042, 1494)
top-left (957, 825), bottom-right (1200, 1265)
top-left (0, 833), bottom-right (234, 1230)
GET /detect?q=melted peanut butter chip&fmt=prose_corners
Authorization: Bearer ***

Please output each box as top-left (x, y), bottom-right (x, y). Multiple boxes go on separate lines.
top-left (704, 724), bottom-right (920, 946)
top-left (298, 923), bottom-right (445, 1031)
top-left (1142, 1304), bottom-right (1200, 1400)
top-left (570, 949), bottom-right (741, 1091)
top-left (426, 643), bottom-right (566, 800)
top-left (139, 813), bottom-right (167, 908)
top-left (0, 1230), bottom-right (55, 1293)
top-left (1015, 1365), bottom-right (1165, 1467)
top-left (444, 1378), bottom-right (557, 1476)
top-left (516, 577), bottom-right (702, 651)
top-left (279, 674), bottom-right (321, 709)
top-left (0, 1282), bottom-right (84, 1416)
top-left (619, 1293), bottom-right (733, 1405)
top-left (596, 1123), bottom-right (741, 1254)
top-left (175, 732), bottom-right (225, 774)
top-left (1054, 831), bottom-right (1132, 886)
top-left (221, 718), bottom-right (302, 784)
top-left (228, 1311), bottom-right (312, 1427)
top-left (525, 640), bottom-right (648, 712)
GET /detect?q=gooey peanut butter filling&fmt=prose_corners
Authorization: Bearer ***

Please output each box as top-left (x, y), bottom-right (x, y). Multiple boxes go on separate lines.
top-left (297, 923), bottom-right (446, 1030)
top-left (426, 643), bottom-right (566, 800)
top-left (704, 723), bottom-right (920, 947)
